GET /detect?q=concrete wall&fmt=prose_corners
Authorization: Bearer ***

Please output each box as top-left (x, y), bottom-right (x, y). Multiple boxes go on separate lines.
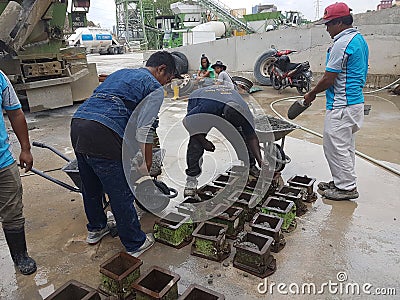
top-left (171, 7), bottom-right (400, 81)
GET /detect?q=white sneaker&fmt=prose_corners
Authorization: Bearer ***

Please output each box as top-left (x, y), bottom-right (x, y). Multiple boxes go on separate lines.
top-left (86, 226), bottom-right (110, 244)
top-left (184, 176), bottom-right (198, 197)
top-left (127, 233), bottom-right (155, 257)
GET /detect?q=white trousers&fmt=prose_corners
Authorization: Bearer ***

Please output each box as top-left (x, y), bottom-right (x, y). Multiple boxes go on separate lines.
top-left (323, 104), bottom-right (364, 190)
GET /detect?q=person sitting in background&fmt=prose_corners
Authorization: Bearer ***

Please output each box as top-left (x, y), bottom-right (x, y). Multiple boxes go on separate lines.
top-left (197, 54), bottom-right (215, 79)
top-left (211, 60), bottom-right (236, 90)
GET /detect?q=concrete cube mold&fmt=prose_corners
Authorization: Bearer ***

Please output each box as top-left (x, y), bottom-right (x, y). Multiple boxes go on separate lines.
top-left (45, 280), bottom-right (100, 300)
top-left (274, 185), bottom-right (308, 216)
top-left (227, 190), bottom-right (260, 222)
top-left (131, 266), bottom-right (180, 300)
top-left (249, 212), bottom-right (286, 253)
top-left (99, 252), bottom-right (142, 298)
top-left (191, 221), bottom-right (231, 262)
top-left (287, 175), bottom-right (317, 202)
top-left (176, 194), bottom-right (219, 221)
top-left (178, 284), bottom-right (225, 300)
top-left (225, 165), bottom-right (248, 176)
top-left (197, 184), bottom-right (222, 197)
top-left (260, 196), bottom-right (296, 232)
top-left (233, 231), bottom-right (276, 278)
top-left (212, 174), bottom-right (239, 189)
top-left (153, 212), bottom-right (194, 248)
top-left (210, 206), bottom-right (245, 239)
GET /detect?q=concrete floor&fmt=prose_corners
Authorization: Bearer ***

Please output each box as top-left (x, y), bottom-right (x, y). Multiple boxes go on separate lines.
top-left (0, 53), bottom-right (399, 299)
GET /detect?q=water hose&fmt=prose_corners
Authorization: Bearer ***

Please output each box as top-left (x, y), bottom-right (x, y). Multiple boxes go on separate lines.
top-left (269, 78), bottom-right (400, 177)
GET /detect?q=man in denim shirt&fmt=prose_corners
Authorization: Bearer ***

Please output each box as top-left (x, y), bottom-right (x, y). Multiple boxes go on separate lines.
top-left (70, 51), bottom-right (178, 257)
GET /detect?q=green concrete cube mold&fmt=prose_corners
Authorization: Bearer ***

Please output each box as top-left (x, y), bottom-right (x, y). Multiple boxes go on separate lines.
top-left (250, 212), bottom-right (286, 253)
top-left (191, 221), bottom-right (231, 262)
top-left (243, 179), bottom-right (259, 193)
top-left (275, 185), bottom-right (308, 216)
top-left (178, 284), bottom-right (225, 299)
top-left (287, 175), bottom-right (317, 202)
top-left (233, 231), bottom-right (276, 278)
top-left (227, 190), bottom-right (261, 222)
top-left (197, 184), bottom-right (222, 197)
top-left (99, 252), bottom-right (142, 298)
top-left (260, 196), bottom-right (296, 231)
top-left (211, 206), bottom-right (245, 239)
top-left (176, 194), bottom-right (217, 221)
top-left (153, 212), bottom-right (194, 248)
top-left (212, 174), bottom-right (239, 190)
top-left (225, 165), bottom-right (248, 176)
top-left (131, 266), bottom-right (180, 300)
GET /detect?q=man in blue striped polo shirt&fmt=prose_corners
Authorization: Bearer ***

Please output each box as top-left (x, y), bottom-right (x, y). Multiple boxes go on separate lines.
top-left (0, 70), bottom-right (36, 274)
top-left (304, 2), bottom-right (369, 200)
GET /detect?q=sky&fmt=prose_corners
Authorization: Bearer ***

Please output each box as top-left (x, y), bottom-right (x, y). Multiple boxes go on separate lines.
top-left (87, 0), bottom-right (379, 30)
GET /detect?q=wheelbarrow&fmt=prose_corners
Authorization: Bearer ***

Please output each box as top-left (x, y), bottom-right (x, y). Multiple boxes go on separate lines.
top-left (30, 142), bottom-right (178, 213)
top-left (30, 141), bottom-right (82, 193)
top-left (254, 115), bottom-right (298, 172)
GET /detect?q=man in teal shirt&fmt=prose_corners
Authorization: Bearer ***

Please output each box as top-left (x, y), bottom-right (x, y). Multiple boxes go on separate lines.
top-left (304, 2), bottom-right (368, 200)
top-left (0, 70), bottom-right (36, 275)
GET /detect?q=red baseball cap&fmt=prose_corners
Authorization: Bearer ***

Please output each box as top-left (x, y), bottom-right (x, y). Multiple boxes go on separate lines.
top-left (315, 2), bottom-right (352, 24)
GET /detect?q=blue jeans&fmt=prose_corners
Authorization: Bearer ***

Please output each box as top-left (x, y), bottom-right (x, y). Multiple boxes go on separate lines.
top-left (75, 153), bottom-right (146, 251)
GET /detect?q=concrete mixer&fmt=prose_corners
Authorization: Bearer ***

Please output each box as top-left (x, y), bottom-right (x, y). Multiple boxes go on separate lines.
top-left (163, 21), bottom-right (228, 48)
top-left (68, 27), bottom-right (124, 55)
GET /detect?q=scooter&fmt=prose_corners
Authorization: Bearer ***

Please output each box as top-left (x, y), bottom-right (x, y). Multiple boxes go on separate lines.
top-left (268, 50), bottom-right (312, 95)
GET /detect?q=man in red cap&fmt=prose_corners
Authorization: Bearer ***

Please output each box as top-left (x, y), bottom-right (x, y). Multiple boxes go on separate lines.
top-left (303, 2), bottom-right (369, 200)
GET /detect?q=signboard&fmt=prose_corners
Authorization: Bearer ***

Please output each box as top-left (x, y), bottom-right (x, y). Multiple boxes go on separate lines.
top-left (71, 12), bottom-right (86, 30)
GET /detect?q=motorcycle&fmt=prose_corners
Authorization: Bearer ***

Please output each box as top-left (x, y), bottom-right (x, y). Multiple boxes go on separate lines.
top-left (267, 50), bottom-right (313, 95)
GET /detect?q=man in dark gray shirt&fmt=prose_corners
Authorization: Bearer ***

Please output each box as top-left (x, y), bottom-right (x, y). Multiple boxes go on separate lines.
top-left (183, 86), bottom-right (263, 197)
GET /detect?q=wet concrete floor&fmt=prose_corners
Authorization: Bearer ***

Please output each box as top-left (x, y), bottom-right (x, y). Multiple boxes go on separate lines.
top-left (0, 53), bottom-right (399, 299)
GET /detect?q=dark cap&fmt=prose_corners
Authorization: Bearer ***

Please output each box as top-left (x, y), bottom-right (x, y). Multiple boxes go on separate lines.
top-left (211, 60), bottom-right (227, 70)
top-left (315, 2), bottom-right (352, 25)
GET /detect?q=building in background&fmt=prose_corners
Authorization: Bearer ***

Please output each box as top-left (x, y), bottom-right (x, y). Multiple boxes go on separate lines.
top-left (231, 8), bottom-right (246, 19)
top-left (377, 0), bottom-right (393, 10)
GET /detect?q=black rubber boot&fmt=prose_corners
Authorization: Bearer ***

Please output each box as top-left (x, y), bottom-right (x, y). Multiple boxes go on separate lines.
top-left (3, 227), bottom-right (37, 275)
